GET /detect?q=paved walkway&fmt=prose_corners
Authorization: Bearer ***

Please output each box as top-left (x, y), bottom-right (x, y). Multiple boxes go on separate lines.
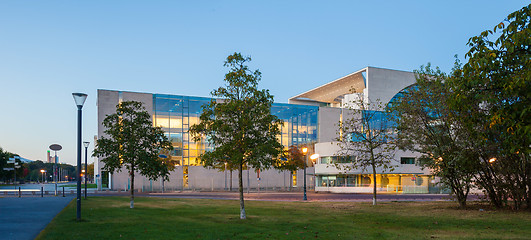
top-left (93, 191), bottom-right (470, 202)
top-left (0, 196), bottom-right (73, 240)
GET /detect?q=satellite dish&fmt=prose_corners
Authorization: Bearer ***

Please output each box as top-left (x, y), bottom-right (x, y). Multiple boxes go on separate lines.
top-left (49, 144), bottom-right (62, 151)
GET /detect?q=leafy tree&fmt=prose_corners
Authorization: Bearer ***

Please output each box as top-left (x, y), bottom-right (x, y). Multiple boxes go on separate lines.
top-left (277, 145), bottom-right (306, 190)
top-left (447, 4), bottom-right (531, 209)
top-left (93, 101), bottom-right (173, 209)
top-left (391, 64), bottom-right (476, 208)
top-left (0, 147), bottom-right (25, 183)
top-left (87, 163), bottom-right (94, 179)
top-left (278, 145), bottom-right (305, 172)
top-left (190, 52), bottom-right (284, 219)
top-left (336, 94), bottom-right (396, 205)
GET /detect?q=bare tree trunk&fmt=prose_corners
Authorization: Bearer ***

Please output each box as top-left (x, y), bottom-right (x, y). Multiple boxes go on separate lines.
top-left (230, 170), bottom-right (233, 191)
top-left (372, 163), bottom-right (377, 206)
top-left (239, 164), bottom-right (246, 219)
top-left (130, 169), bottom-right (135, 209)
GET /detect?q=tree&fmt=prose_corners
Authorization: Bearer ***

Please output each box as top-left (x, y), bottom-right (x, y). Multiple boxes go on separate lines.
top-left (447, 4), bottom-right (531, 209)
top-left (336, 94), bottom-right (396, 205)
top-left (93, 101), bottom-right (173, 209)
top-left (390, 64), bottom-right (476, 208)
top-left (87, 163), bottom-right (94, 180)
top-left (278, 145), bottom-right (305, 172)
top-left (190, 52), bottom-right (284, 219)
top-left (0, 147), bottom-right (24, 183)
top-left (278, 145), bottom-right (306, 191)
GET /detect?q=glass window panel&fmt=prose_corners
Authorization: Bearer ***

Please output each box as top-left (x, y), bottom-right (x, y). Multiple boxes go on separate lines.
top-left (401, 157), bottom-right (415, 164)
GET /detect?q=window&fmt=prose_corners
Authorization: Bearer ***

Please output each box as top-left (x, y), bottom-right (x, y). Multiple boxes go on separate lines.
top-left (401, 157), bottom-right (415, 164)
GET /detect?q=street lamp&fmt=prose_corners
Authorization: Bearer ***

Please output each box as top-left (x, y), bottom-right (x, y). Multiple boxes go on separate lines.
top-left (40, 169), bottom-right (46, 183)
top-left (302, 147), bottom-right (308, 201)
top-left (310, 153), bottom-right (319, 194)
top-left (83, 141), bottom-right (90, 199)
top-left (73, 92), bottom-right (87, 221)
top-left (49, 144), bottom-right (62, 196)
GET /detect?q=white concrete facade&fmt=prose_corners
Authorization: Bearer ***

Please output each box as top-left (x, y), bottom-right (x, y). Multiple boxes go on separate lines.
top-left (291, 67), bottom-right (433, 193)
top-left (97, 67), bottom-right (436, 193)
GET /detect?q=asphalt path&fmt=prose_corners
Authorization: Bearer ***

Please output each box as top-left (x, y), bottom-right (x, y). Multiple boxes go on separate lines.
top-left (94, 191), bottom-right (473, 202)
top-left (0, 196), bottom-right (74, 240)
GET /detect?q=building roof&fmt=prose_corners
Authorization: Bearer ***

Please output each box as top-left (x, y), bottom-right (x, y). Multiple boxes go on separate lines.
top-left (289, 67), bottom-right (367, 104)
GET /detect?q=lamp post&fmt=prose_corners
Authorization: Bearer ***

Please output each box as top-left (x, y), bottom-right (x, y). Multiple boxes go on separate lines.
top-left (73, 92), bottom-right (87, 221)
top-left (302, 147), bottom-right (308, 201)
top-left (49, 144), bottom-right (62, 196)
top-left (310, 153), bottom-right (319, 194)
top-left (40, 169), bottom-right (45, 183)
top-left (83, 141), bottom-right (90, 199)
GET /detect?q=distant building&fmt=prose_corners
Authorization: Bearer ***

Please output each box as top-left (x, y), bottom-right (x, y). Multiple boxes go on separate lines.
top-left (96, 67), bottom-right (433, 193)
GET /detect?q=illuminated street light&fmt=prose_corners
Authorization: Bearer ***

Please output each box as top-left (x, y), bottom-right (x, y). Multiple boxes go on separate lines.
top-left (302, 147), bottom-right (308, 201)
top-left (40, 169), bottom-right (46, 183)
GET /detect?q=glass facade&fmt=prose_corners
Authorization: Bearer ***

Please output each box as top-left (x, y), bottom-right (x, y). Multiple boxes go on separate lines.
top-left (316, 174), bottom-right (431, 193)
top-left (153, 94), bottom-right (319, 167)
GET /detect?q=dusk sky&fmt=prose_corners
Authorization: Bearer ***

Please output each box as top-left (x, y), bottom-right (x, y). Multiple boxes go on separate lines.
top-left (0, 1), bottom-right (527, 165)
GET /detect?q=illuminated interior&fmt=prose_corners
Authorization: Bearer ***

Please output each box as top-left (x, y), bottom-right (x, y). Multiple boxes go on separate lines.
top-left (316, 174), bottom-right (431, 193)
top-left (153, 94), bottom-right (319, 185)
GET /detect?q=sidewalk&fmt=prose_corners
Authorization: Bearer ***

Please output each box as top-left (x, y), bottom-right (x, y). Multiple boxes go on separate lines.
top-left (0, 196), bottom-right (74, 240)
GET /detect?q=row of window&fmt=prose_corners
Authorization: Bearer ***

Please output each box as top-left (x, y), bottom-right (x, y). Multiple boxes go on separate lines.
top-left (319, 156), bottom-right (416, 165)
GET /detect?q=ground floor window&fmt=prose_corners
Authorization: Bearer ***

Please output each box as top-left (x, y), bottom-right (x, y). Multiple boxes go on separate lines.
top-left (316, 174), bottom-right (431, 192)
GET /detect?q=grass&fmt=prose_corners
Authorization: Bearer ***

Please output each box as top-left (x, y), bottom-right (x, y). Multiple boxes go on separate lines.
top-left (37, 197), bottom-right (531, 240)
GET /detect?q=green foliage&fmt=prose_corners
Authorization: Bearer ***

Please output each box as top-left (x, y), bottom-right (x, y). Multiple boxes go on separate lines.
top-left (446, 4), bottom-right (531, 210)
top-left (277, 145), bottom-right (306, 172)
top-left (394, 4), bottom-right (530, 210)
top-left (0, 147), bottom-right (26, 183)
top-left (93, 101), bottom-right (173, 208)
top-left (391, 64), bottom-right (476, 208)
top-left (190, 52), bottom-right (283, 219)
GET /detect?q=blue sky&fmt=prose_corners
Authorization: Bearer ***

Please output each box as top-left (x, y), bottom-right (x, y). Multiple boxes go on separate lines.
top-left (0, 1), bottom-right (527, 165)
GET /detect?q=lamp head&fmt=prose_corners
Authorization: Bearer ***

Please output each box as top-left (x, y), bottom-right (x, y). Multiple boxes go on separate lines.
top-left (72, 93), bottom-right (88, 108)
top-left (83, 141), bottom-right (90, 148)
top-left (302, 147), bottom-right (308, 154)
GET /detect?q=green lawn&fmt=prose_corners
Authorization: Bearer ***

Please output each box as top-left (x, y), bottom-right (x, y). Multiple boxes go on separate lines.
top-left (37, 197), bottom-right (531, 240)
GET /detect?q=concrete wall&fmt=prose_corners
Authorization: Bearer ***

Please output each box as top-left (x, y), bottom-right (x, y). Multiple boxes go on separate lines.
top-left (96, 89), bottom-right (154, 190)
top-left (318, 107), bottom-right (340, 143)
top-left (366, 67), bottom-right (416, 108)
top-left (314, 142), bottom-right (429, 175)
top-left (109, 166), bottom-right (315, 191)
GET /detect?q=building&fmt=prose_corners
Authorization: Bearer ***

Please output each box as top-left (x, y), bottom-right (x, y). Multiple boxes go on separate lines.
top-left (289, 67), bottom-right (431, 193)
top-left (96, 66), bottom-right (433, 193)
